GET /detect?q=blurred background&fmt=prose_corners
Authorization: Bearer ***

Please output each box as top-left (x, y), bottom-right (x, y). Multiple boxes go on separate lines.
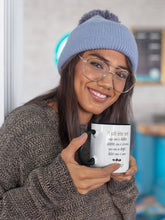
top-left (0, 0), bottom-right (165, 219)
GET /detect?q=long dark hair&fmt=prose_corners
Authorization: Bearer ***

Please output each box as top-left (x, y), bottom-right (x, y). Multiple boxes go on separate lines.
top-left (26, 53), bottom-right (135, 147)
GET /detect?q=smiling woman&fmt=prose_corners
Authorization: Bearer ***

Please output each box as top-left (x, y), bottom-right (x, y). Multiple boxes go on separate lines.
top-left (0, 9), bottom-right (138, 219)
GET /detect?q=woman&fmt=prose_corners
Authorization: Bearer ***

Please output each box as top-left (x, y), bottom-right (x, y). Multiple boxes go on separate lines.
top-left (0, 10), bottom-right (138, 219)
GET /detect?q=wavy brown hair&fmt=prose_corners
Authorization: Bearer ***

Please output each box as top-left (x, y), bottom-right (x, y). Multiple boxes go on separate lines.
top-left (26, 53), bottom-right (135, 147)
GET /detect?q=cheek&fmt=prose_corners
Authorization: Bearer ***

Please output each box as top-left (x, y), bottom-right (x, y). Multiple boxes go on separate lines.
top-left (106, 93), bottom-right (120, 108)
top-left (74, 74), bottom-right (83, 93)
top-left (74, 68), bottom-right (89, 95)
top-left (74, 64), bottom-right (83, 86)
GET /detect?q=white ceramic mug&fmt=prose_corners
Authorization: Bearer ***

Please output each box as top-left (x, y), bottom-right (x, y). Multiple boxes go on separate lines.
top-left (78, 123), bottom-right (131, 173)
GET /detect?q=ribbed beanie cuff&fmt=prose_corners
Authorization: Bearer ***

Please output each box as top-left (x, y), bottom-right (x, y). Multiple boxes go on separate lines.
top-left (57, 15), bottom-right (138, 75)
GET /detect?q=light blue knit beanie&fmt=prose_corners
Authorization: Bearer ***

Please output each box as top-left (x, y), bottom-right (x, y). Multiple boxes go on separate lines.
top-left (57, 10), bottom-right (138, 75)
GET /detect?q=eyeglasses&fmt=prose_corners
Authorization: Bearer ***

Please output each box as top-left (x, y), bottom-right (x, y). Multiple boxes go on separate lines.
top-left (79, 55), bottom-right (136, 93)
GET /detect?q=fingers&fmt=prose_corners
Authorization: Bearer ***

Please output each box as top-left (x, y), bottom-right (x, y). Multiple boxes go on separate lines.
top-left (78, 163), bottom-right (120, 194)
top-left (111, 173), bottom-right (132, 182)
top-left (61, 133), bottom-right (88, 163)
top-left (66, 163), bottom-right (110, 194)
top-left (103, 163), bottom-right (121, 175)
top-left (67, 133), bottom-right (88, 153)
top-left (125, 155), bottom-right (137, 176)
top-left (78, 163), bottom-right (120, 180)
top-left (75, 174), bottom-right (110, 194)
top-left (66, 162), bottom-right (121, 195)
top-left (111, 155), bottom-right (138, 182)
top-left (61, 133), bottom-right (128, 194)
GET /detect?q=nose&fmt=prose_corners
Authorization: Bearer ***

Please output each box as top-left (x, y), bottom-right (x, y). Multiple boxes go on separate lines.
top-left (97, 72), bottom-right (114, 90)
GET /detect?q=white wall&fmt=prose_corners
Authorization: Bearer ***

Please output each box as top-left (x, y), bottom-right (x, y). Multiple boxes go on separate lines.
top-left (5, 0), bottom-right (24, 114)
top-left (0, 0), bottom-right (5, 126)
top-left (23, 0), bottom-right (165, 123)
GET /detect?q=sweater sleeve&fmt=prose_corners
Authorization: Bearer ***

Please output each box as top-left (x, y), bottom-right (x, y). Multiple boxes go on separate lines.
top-left (107, 176), bottom-right (139, 220)
top-left (0, 105), bottom-right (77, 219)
top-left (0, 154), bottom-right (77, 219)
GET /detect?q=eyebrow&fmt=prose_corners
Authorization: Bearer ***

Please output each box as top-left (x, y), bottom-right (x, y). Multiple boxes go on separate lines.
top-left (88, 53), bottom-right (129, 71)
top-left (88, 53), bottom-right (110, 64)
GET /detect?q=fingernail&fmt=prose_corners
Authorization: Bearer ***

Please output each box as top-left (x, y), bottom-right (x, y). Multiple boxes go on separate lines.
top-left (112, 172), bottom-right (118, 176)
top-left (127, 171), bottom-right (132, 176)
top-left (116, 164), bottom-right (121, 169)
top-left (80, 133), bottom-right (86, 139)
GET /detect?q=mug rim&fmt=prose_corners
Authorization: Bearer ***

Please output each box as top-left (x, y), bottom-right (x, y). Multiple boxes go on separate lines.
top-left (91, 122), bottom-right (131, 126)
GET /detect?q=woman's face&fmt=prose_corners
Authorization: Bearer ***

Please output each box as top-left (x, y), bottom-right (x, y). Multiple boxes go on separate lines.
top-left (74, 49), bottom-right (128, 124)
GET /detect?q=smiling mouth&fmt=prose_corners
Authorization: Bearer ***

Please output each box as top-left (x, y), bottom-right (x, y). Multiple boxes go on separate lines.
top-left (88, 88), bottom-right (109, 101)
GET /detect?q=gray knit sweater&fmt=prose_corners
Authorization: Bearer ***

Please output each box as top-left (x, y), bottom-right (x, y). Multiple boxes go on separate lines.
top-left (0, 103), bottom-right (138, 219)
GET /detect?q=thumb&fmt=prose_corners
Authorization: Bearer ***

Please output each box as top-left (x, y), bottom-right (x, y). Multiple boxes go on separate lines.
top-left (66, 133), bottom-right (88, 157)
top-left (104, 163), bottom-right (121, 174)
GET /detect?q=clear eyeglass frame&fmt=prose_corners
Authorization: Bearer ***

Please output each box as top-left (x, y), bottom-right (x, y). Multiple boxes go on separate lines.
top-left (79, 55), bottom-right (136, 94)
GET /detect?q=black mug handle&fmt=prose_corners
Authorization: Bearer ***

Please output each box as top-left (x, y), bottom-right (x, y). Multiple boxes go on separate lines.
top-left (78, 129), bottom-right (96, 166)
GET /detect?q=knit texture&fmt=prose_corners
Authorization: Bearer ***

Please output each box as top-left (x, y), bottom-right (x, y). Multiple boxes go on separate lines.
top-left (78, 9), bottom-right (120, 24)
top-left (0, 103), bottom-right (138, 219)
top-left (57, 14), bottom-right (138, 75)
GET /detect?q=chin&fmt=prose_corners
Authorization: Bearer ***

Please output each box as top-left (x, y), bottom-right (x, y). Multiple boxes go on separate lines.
top-left (88, 107), bottom-right (107, 115)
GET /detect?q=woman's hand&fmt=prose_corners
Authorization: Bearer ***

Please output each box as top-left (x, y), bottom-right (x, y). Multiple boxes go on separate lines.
top-left (61, 133), bottom-right (120, 195)
top-left (111, 155), bottom-right (137, 182)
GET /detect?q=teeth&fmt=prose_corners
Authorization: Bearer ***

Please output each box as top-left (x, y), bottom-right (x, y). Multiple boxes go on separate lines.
top-left (91, 90), bottom-right (106, 98)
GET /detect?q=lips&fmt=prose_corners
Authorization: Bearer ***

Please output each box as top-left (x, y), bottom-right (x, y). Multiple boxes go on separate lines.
top-left (88, 88), bottom-right (109, 102)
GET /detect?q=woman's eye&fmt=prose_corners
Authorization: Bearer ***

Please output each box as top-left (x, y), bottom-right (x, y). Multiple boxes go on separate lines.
top-left (116, 71), bottom-right (127, 79)
top-left (90, 61), bottom-right (103, 69)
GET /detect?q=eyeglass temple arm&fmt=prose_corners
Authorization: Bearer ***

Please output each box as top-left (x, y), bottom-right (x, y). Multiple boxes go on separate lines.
top-left (79, 55), bottom-right (87, 63)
